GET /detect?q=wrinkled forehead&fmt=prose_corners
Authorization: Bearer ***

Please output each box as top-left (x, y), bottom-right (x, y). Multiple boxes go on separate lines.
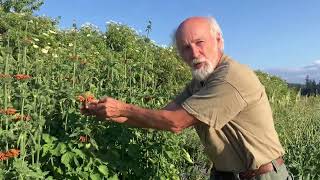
top-left (176, 19), bottom-right (211, 41)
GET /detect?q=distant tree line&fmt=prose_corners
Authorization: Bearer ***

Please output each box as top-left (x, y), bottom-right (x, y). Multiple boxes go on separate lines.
top-left (289, 75), bottom-right (320, 96)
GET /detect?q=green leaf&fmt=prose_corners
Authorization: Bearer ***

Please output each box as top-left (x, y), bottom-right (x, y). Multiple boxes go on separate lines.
top-left (84, 157), bottom-right (94, 172)
top-left (41, 144), bottom-right (53, 157)
top-left (72, 148), bottom-right (86, 160)
top-left (52, 142), bottom-right (67, 156)
top-left (164, 150), bottom-right (173, 159)
top-left (61, 152), bottom-right (75, 169)
top-left (90, 173), bottom-right (101, 180)
top-left (42, 133), bottom-right (57, 144)
top-left (98, 165), bottom-right (109, 176)
top-left (89, 138), bottom-right (99, 150)
top-left (107, 175), bottom-right (119, 180)
top-left (182, 148), bottom-right (193, 164)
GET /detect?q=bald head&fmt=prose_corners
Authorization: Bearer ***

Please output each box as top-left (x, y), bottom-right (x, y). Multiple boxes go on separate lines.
top-left (174, 16), bottom-right (224, 81)
top-left (175, 16), bottom-right (224, 52)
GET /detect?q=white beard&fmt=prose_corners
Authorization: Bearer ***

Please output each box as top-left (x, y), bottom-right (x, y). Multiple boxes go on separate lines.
top-left (192, 59), bottom-right (215, 81)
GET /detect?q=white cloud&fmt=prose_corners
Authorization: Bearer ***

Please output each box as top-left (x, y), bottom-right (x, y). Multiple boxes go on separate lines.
top-left (265, 59), bottom-right (320, 84)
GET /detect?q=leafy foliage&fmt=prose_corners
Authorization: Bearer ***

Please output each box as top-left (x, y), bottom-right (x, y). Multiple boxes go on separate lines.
top-left (0, 9), bottom-right (319, 180)
top-left (0, 0), bottom-right (44, 13)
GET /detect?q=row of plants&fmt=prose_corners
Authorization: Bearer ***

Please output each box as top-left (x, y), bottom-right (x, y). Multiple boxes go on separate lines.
top-left (0, 8), bottom-right (319, 179)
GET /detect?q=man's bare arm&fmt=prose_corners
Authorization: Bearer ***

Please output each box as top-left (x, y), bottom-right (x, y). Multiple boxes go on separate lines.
top-left (85, 97), bottom-right (199, 133)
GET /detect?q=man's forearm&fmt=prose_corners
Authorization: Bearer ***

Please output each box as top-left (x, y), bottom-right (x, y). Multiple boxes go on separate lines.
top-left (120, 103), bottom-right (180, 132)
top-left (110, 116), bottom-right (150, 128)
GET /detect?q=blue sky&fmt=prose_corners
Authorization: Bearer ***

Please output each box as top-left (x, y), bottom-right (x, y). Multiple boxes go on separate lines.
top-left (35, 0), bottom-right (320, 83)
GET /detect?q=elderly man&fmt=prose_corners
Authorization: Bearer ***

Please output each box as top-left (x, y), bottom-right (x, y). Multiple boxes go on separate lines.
top-left (82, 16), bottom-right (292, 180)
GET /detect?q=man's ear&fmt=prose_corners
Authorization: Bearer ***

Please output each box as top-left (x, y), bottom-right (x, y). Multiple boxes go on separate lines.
top-left (215, 32), bottom-right (223, 50)
top-left (216, 32), bottom-right (222, 41)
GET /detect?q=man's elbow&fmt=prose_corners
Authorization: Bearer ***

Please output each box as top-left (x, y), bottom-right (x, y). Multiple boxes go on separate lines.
top-left (162, 110), bottom-right (193, 134)
top-left (169, 126), bottom-right (183, 134)
top-left (168, 120), bottom-right (190, 134)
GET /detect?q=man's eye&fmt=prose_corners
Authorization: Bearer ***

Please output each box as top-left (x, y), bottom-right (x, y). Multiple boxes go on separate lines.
top-left (196, 41), bottom-right (204, 45)
top-left (183, 45), bottom-right (190, 51)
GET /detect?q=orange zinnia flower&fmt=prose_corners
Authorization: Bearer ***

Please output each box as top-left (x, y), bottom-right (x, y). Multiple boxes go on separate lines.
top-left (77, 92), bottom-right (96, 103)
top-left (6, 149), bottom-right (20, 157)
top-left (0, 74), bottom-right (11, 78)
top-left (0, 108), bottom-right (17, 115)
top-left (0, 149), bottom-right (20, 161)
top-left (77, 95), bottom-right (85, 102)
top-left (14, 74), bottom-right (31, 80)
top-left (0, 152), bottom-right (7, 161)
top-left (5, 108), bottom-right (17, 115)
top-left (86, 96), bottom-right (95, 103)
top-left (14, 114), bottom-right (31, 121)
top-left (79, 135), bottom-right (90, 143)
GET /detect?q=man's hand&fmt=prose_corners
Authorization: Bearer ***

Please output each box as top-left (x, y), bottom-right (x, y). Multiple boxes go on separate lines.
top-left (95, 97), bottom-right (125, 118)
top-left (81, 96), bottom-right (128, 123)
top-left (80, 99), bottom-right (98, 116)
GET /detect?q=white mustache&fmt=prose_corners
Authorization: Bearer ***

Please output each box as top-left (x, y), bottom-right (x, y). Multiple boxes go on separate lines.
top-left (192, 58), bottom-right (205, 65)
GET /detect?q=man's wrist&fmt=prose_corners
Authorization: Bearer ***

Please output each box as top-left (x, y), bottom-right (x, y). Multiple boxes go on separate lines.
top-left (120, 102), bottom-right (131, 117)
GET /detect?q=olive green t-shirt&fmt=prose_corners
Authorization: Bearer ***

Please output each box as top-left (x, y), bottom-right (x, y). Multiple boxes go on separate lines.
top-left (175, 55), bottom-right (284, 172)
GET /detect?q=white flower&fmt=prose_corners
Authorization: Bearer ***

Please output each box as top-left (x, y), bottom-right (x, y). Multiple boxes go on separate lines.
top-left (33, 44), bottom-right (39, 49)
top-left (52, 53), bottom-right (58, 58)
top-left (41, 48), bottom-right (48, 54)
top-left (33, 38), bottom-right (39, 42)
top-left (48, 30), bottom-right (57, 34)
top-left (69, 43), bottom-right (73, 47)
top-left (87, 34), bottom-right (91, 37)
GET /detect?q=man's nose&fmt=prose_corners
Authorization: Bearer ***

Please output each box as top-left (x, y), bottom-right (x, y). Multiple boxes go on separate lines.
top-left (190, 46), bottom-right (200, 59)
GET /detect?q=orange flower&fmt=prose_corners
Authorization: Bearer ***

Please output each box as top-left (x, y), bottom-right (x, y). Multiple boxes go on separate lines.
top-left (86, 96), bottom-right (95, 103)
top-left (14, 114), bottom-right (31, 121)
top-left (6, 149), bottom-right (20, 157)
top-left (77, 95), bottom-right (85, 102)
top-left (0, 108), bottom-right (17, 115)
top-left (14, 74), bottom-right (31, 80)
top-left (0, 149), bottom-right (20, 161)
top-left (0, 74), bottom-right (11, 78)
top-left (0, 152), bottom-right (7, 160)
top-left (77, 92), bottom-right (96, 103)
top-left (6, 108), bottom-right (17, 115)
top-left (79, 135), bottom-right (90, 143)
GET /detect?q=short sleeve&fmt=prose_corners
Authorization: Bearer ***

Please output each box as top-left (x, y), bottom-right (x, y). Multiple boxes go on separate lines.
top-left (173, 84), bottom-right (192, 105)
top-left (181, 81), bottom-right (247, 129)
